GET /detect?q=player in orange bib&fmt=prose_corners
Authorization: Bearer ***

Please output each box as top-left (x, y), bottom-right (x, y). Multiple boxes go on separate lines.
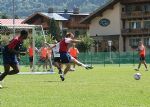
top-left (37, 43), bottom-right (48, 71)
top-left (27, 42), bottom-right (38, 71)
top-left (135, 41), bottom-right (148, 71)
top-left (68, 43), bottom-right (79, 71)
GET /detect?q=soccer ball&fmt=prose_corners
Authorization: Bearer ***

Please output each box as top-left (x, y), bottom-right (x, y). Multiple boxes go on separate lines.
top-left (134, 73), bottom-right (141, 80)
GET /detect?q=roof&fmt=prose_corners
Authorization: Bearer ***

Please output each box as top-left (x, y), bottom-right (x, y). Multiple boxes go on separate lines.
top-left (41, 12), bottom-right (68, 21)
top-left (23, 12), bottom-right (68, 23)
top-left (23, 11), bottom-right (89, 24)
top-left (0, 19), bottom-right (28, 26)
top-left (81, 0), bottom-right (120, 24)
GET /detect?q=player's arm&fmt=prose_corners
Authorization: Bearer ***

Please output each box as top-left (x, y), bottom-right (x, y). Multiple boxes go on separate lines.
top-left (65, 38), bottom-right (81, 44)
top-left (45, 42), bottom-right (56, 49)
top-left (76, 48), bottom-right (79, 54)
top-left (71, 39), bottom-right (81, 43)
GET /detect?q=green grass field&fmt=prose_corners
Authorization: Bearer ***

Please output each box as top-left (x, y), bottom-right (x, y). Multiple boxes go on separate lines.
top-left (0, 65), bottom-right (150, 107)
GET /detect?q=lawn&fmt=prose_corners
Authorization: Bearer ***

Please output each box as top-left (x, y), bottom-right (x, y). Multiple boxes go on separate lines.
top-left (0, 64), bottom-right (150, 107)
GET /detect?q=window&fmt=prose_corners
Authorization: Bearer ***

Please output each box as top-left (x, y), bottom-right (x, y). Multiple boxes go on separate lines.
top-left (144, 20), bottom-right (150, 28)
top-left (129, 21), bottom-right (141, 29)
top-left (144, 4), bottom-right (150, 12)
top-left (129, 38), bottom-right (141, 47)
top-left (144, 38), bottom-right (150, 46)
top-left (126, 5), bottom-right (132, 12)
top-left (134, 5), bottom-right (142, 11)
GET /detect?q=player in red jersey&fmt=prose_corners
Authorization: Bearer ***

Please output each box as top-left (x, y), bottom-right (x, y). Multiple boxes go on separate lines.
top-left (135, 41), bottom-right (148, 71)
top-left (0, 30), bottom-right (28, 88)
top-left (59, 32), bottom-right (93, 81)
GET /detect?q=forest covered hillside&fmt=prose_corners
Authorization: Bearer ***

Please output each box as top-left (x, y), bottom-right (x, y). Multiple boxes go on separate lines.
top-left (0, 0), bottom-right (108, 18)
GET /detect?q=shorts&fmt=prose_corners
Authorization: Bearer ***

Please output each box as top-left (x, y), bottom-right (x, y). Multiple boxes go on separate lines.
top-left (29, 56), bottom-right (33, 62)
top-left (60, 52), bottom-right (71, 63)
top-left (39, 57), bottom-right (47, 63)
top-left (73, 57), bottom-right (77, 59)
top-left (2, 50), bottom-right (18, 65)
top-left (53, 57), bottom-right (61, 63)
top-left (140, 56), bottom-right (145, 61)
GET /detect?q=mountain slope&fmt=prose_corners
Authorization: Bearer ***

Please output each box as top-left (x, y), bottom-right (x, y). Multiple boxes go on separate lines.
top-left (0, 0), bottom-right (108, 18)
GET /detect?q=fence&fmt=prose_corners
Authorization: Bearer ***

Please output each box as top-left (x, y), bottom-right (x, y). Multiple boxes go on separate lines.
top-left (0, 51), bottom-right (149, 66)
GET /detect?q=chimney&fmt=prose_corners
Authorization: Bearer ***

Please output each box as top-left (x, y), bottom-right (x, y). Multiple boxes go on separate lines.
top-left (48, 7), bottom-right (53, 13)
top-left (73, 7), bottom-right (79, 14)
top-left (64, 8), bottom-right (68, 13)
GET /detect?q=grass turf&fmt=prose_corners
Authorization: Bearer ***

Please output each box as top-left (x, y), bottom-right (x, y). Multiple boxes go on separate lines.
top-left (0, 65), bottom-right (150, 107)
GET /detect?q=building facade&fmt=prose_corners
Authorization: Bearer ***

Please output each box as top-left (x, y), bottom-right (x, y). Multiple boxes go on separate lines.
top-left (81, 0), bottom-right (150, 52)
top-left (23, 8), bottom-right (89, 37)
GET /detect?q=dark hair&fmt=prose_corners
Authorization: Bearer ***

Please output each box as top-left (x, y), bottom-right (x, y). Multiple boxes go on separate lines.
top-left (20, 30), bottom-right (28, 36)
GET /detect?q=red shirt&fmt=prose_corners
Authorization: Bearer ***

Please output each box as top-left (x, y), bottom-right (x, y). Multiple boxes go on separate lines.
top-left (59, 38), bottom-right (69, 52)
top-left (28, 47), bottom-right (33, 57)
top-left (139, 45), bottom-right (145, 57)
top-left (8, 36), bottom-right (23, 49)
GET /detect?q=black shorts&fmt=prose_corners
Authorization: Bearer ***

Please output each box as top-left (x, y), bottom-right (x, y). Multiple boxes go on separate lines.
top-left (54, 57), bottom-right (61, 63)
top-left (140, 56), bottom-right (145, 61)
top-left (39, 57), bottom-right (47, 63)
top-left (29, 56), bottom-right (33, 62)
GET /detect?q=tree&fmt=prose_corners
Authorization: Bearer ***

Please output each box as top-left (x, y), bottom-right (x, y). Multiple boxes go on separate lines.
top-left (15, 15), bottom-right (19, 19)
top-left (1, 13), bottom-right (8, 19)
top-left (48, 18), bottom-right (61, 41)
top-left (77, 34), bottom-right (94, 52)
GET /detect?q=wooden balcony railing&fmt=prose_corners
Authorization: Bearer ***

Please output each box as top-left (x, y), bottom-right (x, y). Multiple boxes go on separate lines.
top-left (122, 28), bottom-right (150, 36)
top-left (121, 11), bottom-right (150, 19)
top-left (121, 0), bottom-right (150, 4)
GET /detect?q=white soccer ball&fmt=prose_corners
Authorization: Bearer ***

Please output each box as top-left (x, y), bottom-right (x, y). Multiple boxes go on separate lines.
top-left (134, 73), bottom-right (141, 80)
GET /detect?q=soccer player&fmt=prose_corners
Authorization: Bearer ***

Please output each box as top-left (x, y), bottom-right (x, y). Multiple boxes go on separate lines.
top-left (45, 41), bottom-right (62, 74)
top-left (59, 32), bottom-right (93, 81)
top-left (0, 30), bottom-right (28, 88)
top-left (68, 43), bottom-right (79, 71)
top-left (37, 43), bottom-right (48, 71)
top-left (27, 42), bottom-right (38, 71)
top-left (135, 41), bottom-right (148, 71)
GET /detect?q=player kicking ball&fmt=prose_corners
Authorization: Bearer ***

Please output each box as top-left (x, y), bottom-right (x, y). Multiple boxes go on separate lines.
top-left (59, 32), bottom-right (93, 81)
top-left (0, 30), bottom-right (28, 88)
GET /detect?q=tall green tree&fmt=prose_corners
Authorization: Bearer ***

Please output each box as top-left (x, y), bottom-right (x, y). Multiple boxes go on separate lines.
top-left (48, 18), bottom-right (61, 41)
top-left (77, 34), bottom-right (94, 52)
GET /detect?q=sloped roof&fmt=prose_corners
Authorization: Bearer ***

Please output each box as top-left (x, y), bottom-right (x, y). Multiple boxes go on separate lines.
top-left (81, 0), bottom-right (120, 24)
top-left (0, 19), bottom-right (28, 26)
top-left (23, 12), bottom-right (68, 23)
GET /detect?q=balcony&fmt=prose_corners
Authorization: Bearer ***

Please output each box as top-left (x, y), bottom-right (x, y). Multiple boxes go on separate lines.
top-left (121, 28), bottom-right (150, 36)
top-left (121, 11), bottom-right (150, 19)
top-left (121, 0), bottom-right (150, 4)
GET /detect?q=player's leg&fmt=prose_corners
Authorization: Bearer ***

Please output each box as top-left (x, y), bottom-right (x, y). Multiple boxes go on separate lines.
top-left (29, 57), bottom-right (33, 71)
top-left (48, 57), bottom-right (54, 72)
top-left (9, 64), bottom-right (20, 75)
top-left (64, 63), bottom-right (71, 75)
top-left (135, 56), bottom-right (142, 71)
top-left (0, 64), bottom-right (10, 81)
top-left (137, 61), bottom-right (141, 70)
top-left (42, 58), bottom-right (47, 71)
top-left (53, 58), bottom-right (62, 74)
top-left (71, 57), bottom-right (93, 69)
top-left (143, 59), bottom-right (148, 71)
top-left (0, 64), bottom-right (10, 88)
